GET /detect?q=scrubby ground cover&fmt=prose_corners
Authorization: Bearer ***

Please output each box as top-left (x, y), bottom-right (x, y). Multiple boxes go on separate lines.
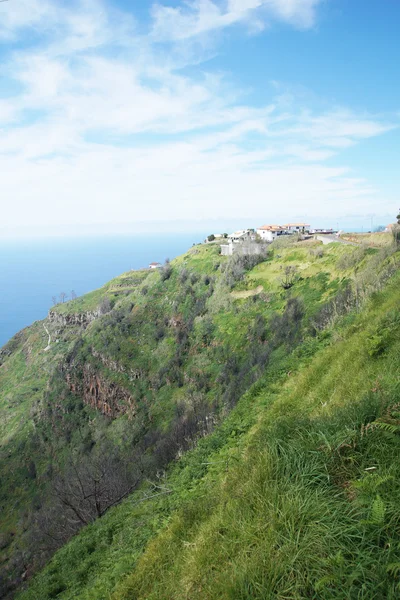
top-left (0, 237), bottom-right (398, 598)
top-left (341, 232), bottom-right (393, 248)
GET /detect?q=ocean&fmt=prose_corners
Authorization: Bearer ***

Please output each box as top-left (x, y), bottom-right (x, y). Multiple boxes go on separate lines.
top-left (0, 233), bottom-right (204, 348)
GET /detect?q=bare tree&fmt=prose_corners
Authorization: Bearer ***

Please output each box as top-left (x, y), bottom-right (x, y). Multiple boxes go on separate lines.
top-left (51, 295), bottom-right (57, 306)
top-left (59, 291), bottom-right (68, 303)
top-left (52, 455), bottom-right (139, 525)
top-left (71, 290), bottom-right (77, 300)
top-left (29, 450), bottom-right (142, 556)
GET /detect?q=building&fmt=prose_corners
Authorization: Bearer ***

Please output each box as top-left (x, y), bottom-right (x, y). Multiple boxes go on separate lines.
top-left (149, 262), bottom-right (162, 269)
top-left (227, 229), bottom-right (255, 243)
top-left (284, 223), bottom-right (310, 233)
top-left (309, 228), bottom-right (336, 235)
top-left (220, 229), bottom-right (259, 256)
top-left (256, 225), bottom-right (286, 242)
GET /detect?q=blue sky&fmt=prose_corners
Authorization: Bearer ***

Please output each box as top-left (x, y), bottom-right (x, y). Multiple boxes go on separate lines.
top-left (0, 0), bottom-right (399, 236)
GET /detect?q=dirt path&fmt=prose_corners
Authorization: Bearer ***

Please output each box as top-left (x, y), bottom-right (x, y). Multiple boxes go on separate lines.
top-left (231, 285), bottom-right (264, 299)
top-left (43, 324), bottom-right (51, 351)
top-left (316, 235), bottom-right (358, 246)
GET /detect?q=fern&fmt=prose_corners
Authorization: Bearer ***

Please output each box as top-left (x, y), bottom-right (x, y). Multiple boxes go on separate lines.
top-left (369, 494), bottom-right (386, 525)
top-left (354, 473), bottom-right (393, 495)
top-left (372, 421), bottom-right (400, 435)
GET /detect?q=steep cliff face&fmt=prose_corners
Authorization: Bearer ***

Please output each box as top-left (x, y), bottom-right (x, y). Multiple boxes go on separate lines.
top-left (47, 310), bottom-right (100, 328)
top-left (65, 364), bottom-right (135, 418)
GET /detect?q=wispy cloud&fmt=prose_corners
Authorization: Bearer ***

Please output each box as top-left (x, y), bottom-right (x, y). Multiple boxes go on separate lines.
top-left (0, 0), bottom-right (397, 234)
top-left (151, 0), bottom-right (323, 41)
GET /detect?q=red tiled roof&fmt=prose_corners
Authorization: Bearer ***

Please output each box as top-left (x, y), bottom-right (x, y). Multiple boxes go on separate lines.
top-left (257, 224), bottom-right (284, 231)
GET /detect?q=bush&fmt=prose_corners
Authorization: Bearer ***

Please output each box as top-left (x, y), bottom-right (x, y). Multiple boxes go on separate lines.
top-left (309, 247), bottom-right (324, 259)
top-left (392, 224), bottom-right (400, 246)
top-left (337, 247), bottom-right (367, 271)
top-left (270, 297), bottom-right (304, 346)
top-left (279, 265), bottom-right (299, 289)
top-left (160, 261), bottom-right (173, 281)
top-left (178, 268), bottom-right (189, 284)
top-left (99, 296), bottom-right (112, 314)
top-left (221, 253), bottom-right (268, 289)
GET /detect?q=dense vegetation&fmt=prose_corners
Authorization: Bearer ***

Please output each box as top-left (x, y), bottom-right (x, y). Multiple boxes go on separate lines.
top-left (1, 235), bottom-right (399, 599)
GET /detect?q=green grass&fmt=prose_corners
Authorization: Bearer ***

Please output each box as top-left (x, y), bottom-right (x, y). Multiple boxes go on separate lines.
top-left (110, 274), bottom-right (400, 600)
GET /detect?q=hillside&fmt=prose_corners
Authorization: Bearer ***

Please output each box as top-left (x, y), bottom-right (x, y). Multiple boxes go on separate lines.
top-left (0, 235), bottom-right (399, 599)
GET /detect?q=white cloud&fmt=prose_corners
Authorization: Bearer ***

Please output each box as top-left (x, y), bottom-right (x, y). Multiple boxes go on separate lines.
top-left (0, 0), bottom-right (397, 235)
top-left (151, 0), bottom-right (323, 42)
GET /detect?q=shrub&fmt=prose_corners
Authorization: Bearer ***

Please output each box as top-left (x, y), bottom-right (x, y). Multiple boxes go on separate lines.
top-left (279, 265), bottom-right (299, 289)
top-left (309, 247), bottom-right (324, 259)
top-left (178, 268), bottom-right (189, 284)
top-left (99, 296), bottom-right (112, 314)
top-left (392, 224), bottom-right (400, 246)
top-left (160, 261), bottom-right (173, 281)
top-left (337, 246), bottom-right (367, 271)
top-left (270, 296), bottom-right (304, 346)
top-left (221, 253), bottom-right (268, 289)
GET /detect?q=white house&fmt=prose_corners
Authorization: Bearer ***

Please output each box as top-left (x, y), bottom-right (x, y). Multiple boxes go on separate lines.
top-left (228, 229), bottom-right (255, 243)
top-left (149, 262), bottom-right (162, 269)
top-left (221, 229), bottom-right (256, 255)
top-left (284, 223), bottom-right (310, 233)
top-left (256, 225), bottom-right (286, 242)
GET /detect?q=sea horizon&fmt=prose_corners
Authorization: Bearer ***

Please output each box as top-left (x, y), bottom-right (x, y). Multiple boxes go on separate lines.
top-left (0, 232), bottom-right (206, 348)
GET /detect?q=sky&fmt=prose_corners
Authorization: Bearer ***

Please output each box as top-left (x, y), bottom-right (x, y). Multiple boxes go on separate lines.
top-left (0, 0), bottom-right (399, 237)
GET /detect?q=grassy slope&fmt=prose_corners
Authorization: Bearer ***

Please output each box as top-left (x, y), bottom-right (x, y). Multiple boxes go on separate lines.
top-left (15, 240), bottom-right (400, 599)
top-left (116, 281), bottom-right (400, 600)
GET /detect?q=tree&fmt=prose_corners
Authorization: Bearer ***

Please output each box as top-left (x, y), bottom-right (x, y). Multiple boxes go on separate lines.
top-left (373, 225), bottom-right (385, 232)
top-left (207, 234), bottom-right (215, 242)
top-left (51, 295), bottom-right (57, 306)
top-left (31, 450), bottom-right (141, 555)
top-left (59, 291), bottom-right (68, 303)
top-left (71, 290), bottom-right (77, 300)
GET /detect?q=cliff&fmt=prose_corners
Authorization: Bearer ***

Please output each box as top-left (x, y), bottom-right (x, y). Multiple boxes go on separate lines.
top-left (1, 235), bottom-right (399, 600)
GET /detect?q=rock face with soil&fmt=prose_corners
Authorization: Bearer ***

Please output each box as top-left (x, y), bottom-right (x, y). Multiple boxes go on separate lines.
top-left (65, 363), bottom-right (135, 418)
top-left (47, 310), bottom-right (100, 328)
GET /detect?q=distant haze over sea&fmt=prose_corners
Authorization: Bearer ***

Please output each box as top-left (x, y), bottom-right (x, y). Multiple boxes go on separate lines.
top-left (0, 233), bottom-right (205, 348)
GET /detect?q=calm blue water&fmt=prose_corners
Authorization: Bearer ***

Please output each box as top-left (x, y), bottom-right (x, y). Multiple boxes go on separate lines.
top-left (0, 233), bottom-right (204, 348)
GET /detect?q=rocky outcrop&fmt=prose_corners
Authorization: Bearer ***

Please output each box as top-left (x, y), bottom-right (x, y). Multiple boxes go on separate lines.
top-left (91, 349), bottom-right (144, 380)
top-left (47, 310), bottom-right (100, 328)
top-left (65, 364), bottom-right (135, 418)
